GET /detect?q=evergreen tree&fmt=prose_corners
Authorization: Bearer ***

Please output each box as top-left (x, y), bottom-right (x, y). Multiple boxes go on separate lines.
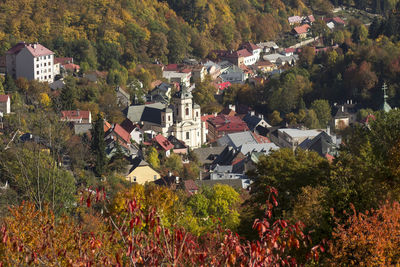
top-left (4, 75), bottom-right (17, 93)
top-left (91, 114), bottom-right (107, 176)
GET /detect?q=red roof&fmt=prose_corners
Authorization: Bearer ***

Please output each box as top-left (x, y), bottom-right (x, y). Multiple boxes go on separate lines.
top-left (153, 134), bottom-right (174, 151)
top-left (240, 42), bottom-right (260, 52)
top-left (308, 15), bottom-right (315, 22)
top-left (25, 43), bottom-right (54, 57)
top-left (332, 17), bottom-right (345, 25)
top-left (113, 124), bottom-right (131, 143)
top-left (61, 110), bottom-right (91, 120)
top-left (164, 64), bottom-right (179, 71)
top-left (0, 95), bottom-right (10, 103)
top-left (252, 132), bottom-right (270, 144)
top-left (54, 57), bottom-right (73, 65)
top-left (294, 24), bottom-right (311, 34)
top-left (63, 63), bottom-right (80, 71)
top-left (225, 49), bottom-right (253, 59)
top-left (208, 114), bottom-right (248, 132)
top-left (285, 48), bottom-right (296, 53)
top-left (218, 81), bottom-right (231, 90)
top-left (184, 180), bottom-right (199, 194)
top-left (104, 120), bottom-right (111, 132)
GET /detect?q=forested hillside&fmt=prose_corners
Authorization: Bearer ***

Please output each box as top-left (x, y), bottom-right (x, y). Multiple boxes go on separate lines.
top-left (0, 0), bottom-right (326, 68)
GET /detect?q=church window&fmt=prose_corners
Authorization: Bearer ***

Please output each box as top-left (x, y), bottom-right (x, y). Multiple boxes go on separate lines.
top-left (185, 108), bottom-right (189, 116)
top-left (186, 132), bottom-right (190, 139)
top-left (168, 115), bottom-right (171, 121)
top-left (196, 112), bottom-right (199, 117)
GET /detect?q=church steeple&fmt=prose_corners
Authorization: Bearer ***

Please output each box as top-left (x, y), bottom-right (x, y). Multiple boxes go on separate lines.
top-left (381, 82), bottom-right (392, 113)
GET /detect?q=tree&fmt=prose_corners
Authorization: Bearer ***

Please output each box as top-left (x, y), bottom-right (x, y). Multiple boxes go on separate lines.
top-left (146, 147), bottom-right (160, 169)
top-left (304, 109), bottom-right (320, 129)
top-left (164, 153), bottom-right (183, 174)
top-left (328, 201), bottom-right (400, 266)
top-left (310, 99), bottom-right (332, 128)
top-left (269, 110), bottom-right (282, 125)
top-left (90, 114), bottom-right (107, 176)
top-left (299, 46), bottom-right (315, 68)
top-left (147, 32), bottom-right (169, 63)
top-left (192, 75), bottom-right (221, 113)
top-left (0, 144), bottom-right (76, 215)
top-left (249, 149), bottom-right (330, 219)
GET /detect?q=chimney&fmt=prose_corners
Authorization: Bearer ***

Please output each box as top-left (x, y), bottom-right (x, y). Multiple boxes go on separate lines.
top-left (228, 104), bottom-right (236, 112)
top-left (250, 111), bottom-right (255, 116)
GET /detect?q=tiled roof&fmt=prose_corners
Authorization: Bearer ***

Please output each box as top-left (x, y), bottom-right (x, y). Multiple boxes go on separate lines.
top-left (184, 180), bottom-right (199, 192)
top-left (61, 110), bottom-right (91, 120)
top-left (63, 63), bottom-right (80, 71)
top-left (308, 15), bottom-right (315, 22)
top-left (225, 49), bottom-right (253, 58)
top-left (332, 17), bottom-right (345, 25)
top-left (0, 95), bottom-right (10, 103)
top-left (24, 43), bottom-right (54, 57)
top-left (153, 134), bottom-right (174, 151)
top-left (113, 124), bottom-right (131, 143)
top-left (208, 114), bottom-right (248, 132)
top-left (104, 120), bottom-right (111, 132)
top-left (54, 57), bottom-right (73, 65)
top-left (294, 24), bottom-right (310, 34)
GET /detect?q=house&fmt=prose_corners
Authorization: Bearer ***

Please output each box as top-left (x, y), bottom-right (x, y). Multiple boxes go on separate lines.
top-left (148, 82), bottom-right (173, 103)
top-left (116, 86), bottom-right (130, 108)
top-left (6, 42), bottom-right (55, 83)
top-left (220, 65), bottom-right (246, 84)
top-left (324, 17), bottom-right (346, 27)
top-left (256, 41), bottom-right (279, 54)
top-left (168, 135), bottom-right (189, 155)
top-left (333, 101), bottom-right (357, 129)
top-left (60, 110), bottom-right (91, 124)
top-left (193, 146), bottom-right (227, 170)
top-left (0, 95), bottom-right (11, 114)
top-left (293, 24), bottom-right (311, 38)
top-left (105, 123), bottom-right (132, 146)
top-left (276, 55), bottom-right (299, 66)
top-left (282, 48), bottom-right (296, 56)
top-left (192, 65), bottom-right (207, 82)
top-left (216, 131), bottom-right (270, 149)
top-left (263, 53), bottom-right (286, 64)
top-left (288, 15), bottom-right (302, 25)
top-left (243, 113), bottom-right (271, 132)
top-left (239, 42), bottom-right (262, 63)
top-left (152, 134), bottom-right (174, 157)
top-left (271, 128), bottom-right (325, 150)
top-left (120, 118), bottom-right (143, 144)
top-left (253, 60), bottom-right (276, 73)
top-left (203, 61), bottom-right (222, 80)
top-left (125, 157), bottom-right (160, 184)
top-left (207, 114), bottom-right (249, 141)
top-left (162, 64), bottom-right (192, 87)
top-left (298, 131), bottom-right (336, 158)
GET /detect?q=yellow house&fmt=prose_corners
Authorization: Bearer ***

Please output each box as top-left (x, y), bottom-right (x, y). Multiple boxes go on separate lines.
top-left (125, 158), bottom-right (160, 184)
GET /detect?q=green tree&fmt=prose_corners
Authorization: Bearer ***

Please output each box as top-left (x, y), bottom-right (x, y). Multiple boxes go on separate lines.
top-left (91, 114), bottom-right (107, 176)
top-left (248, 148), bottom-right (330, 219)
top-left (164, 153), bottom-right (183, 174)
top-left (305, 109), bottom-right (320, 129)
top-left (310, 99), bottom-right (332, 128)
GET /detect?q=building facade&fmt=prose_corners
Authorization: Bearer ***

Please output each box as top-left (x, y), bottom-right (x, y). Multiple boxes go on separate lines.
top-left (6, 42), bottom-right (55, 83)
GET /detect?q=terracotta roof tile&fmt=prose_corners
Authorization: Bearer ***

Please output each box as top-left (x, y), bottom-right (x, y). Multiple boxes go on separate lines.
top-left (153, 134), bottom-right (174, 151)
top-left (113, 124), bottom-right (131, 143)
top-left (0, 95), bottom-right (10, 103)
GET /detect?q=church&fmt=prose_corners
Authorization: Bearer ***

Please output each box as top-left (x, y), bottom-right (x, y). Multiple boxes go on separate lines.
top-left (125, 87), bottom-right (207, 148)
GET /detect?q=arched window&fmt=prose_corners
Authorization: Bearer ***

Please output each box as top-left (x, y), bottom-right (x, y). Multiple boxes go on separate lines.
top-left (185, 107), bottom-right (189, 116)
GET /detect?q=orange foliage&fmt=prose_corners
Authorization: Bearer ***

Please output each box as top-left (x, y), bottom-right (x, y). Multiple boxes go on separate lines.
top-left (329, 201), bottom-right (400, 266)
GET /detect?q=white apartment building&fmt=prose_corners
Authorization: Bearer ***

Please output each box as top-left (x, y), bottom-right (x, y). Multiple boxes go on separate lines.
top-left (6, 42), bottom-right (55, 83)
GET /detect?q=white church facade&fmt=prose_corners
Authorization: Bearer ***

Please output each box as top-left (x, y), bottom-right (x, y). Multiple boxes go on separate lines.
top-left (126, 87), bottom-right (207, 148)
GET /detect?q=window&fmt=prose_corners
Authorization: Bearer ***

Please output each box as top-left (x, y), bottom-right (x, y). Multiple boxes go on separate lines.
top-left (154, 175), bottom-right (157, 180)
top-left (37, 71), bottom-right (39, 75)
top-left (36, 64), bottom-right (39, 68)
top-left (186, 132), bottom-right (190, 139)
top-left (133, 176), bottom-right (136, 182)
top-left (162, 115), bottom-right (164, 121)
top-left (48, 68), bottom-right (51, 72)
top-left (185, 108), bottom-right (189, 116)
top-left (36, 58), bottom-right (39, 61)
top-left (168, 115), bottom-right (171, 121)
top-left (49, 75), bottom-right (51, 78)
top-left (44, 76), bottom-right (47, 79)
top-left (44, 63), bottom-right (46, 66)
top-left (197, 132), bottom-right (199, 136)
top-left (196, 112), bottom-right (199, 117)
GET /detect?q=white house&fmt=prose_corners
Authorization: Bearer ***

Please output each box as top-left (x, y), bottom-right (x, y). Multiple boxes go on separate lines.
top-left (0, 95), bottom-right (11, 114)
top-left (220, 65), bottom-right (245, 84)
top-left (6, 42), bottom-right (55, 83)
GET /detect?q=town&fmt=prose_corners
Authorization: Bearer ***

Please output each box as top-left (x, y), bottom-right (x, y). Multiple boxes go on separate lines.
top-left (0, 0), bottom-right (400, 265)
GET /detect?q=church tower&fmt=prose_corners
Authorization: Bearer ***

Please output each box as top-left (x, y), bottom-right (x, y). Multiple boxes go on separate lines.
top-left (172, 84), bottom-right (193, 123)
top-left (381, 82), bottom-right (392, 113)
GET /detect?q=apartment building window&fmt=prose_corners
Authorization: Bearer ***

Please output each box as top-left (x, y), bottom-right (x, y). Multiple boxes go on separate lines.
top-left (44, 63), bottom-right (46, 66)
top-left (48, 68), bottom-right (51, 72)
top-left (49, 75), bottom-right (51, 78)
top-left (36, 64), bottom-right (39, 68)
top-left (36, 57), bottom-right (39, 61)
top-left (44, 76), bottom-right (47, 79)
top-left (37, 71), bottom-right (39, 75)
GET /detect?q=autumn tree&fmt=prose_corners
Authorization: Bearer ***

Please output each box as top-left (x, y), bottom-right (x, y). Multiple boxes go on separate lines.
top-left (328, 201), bottom-right (400, 266)
top-left (310, 99), bottom-right (332, 128)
